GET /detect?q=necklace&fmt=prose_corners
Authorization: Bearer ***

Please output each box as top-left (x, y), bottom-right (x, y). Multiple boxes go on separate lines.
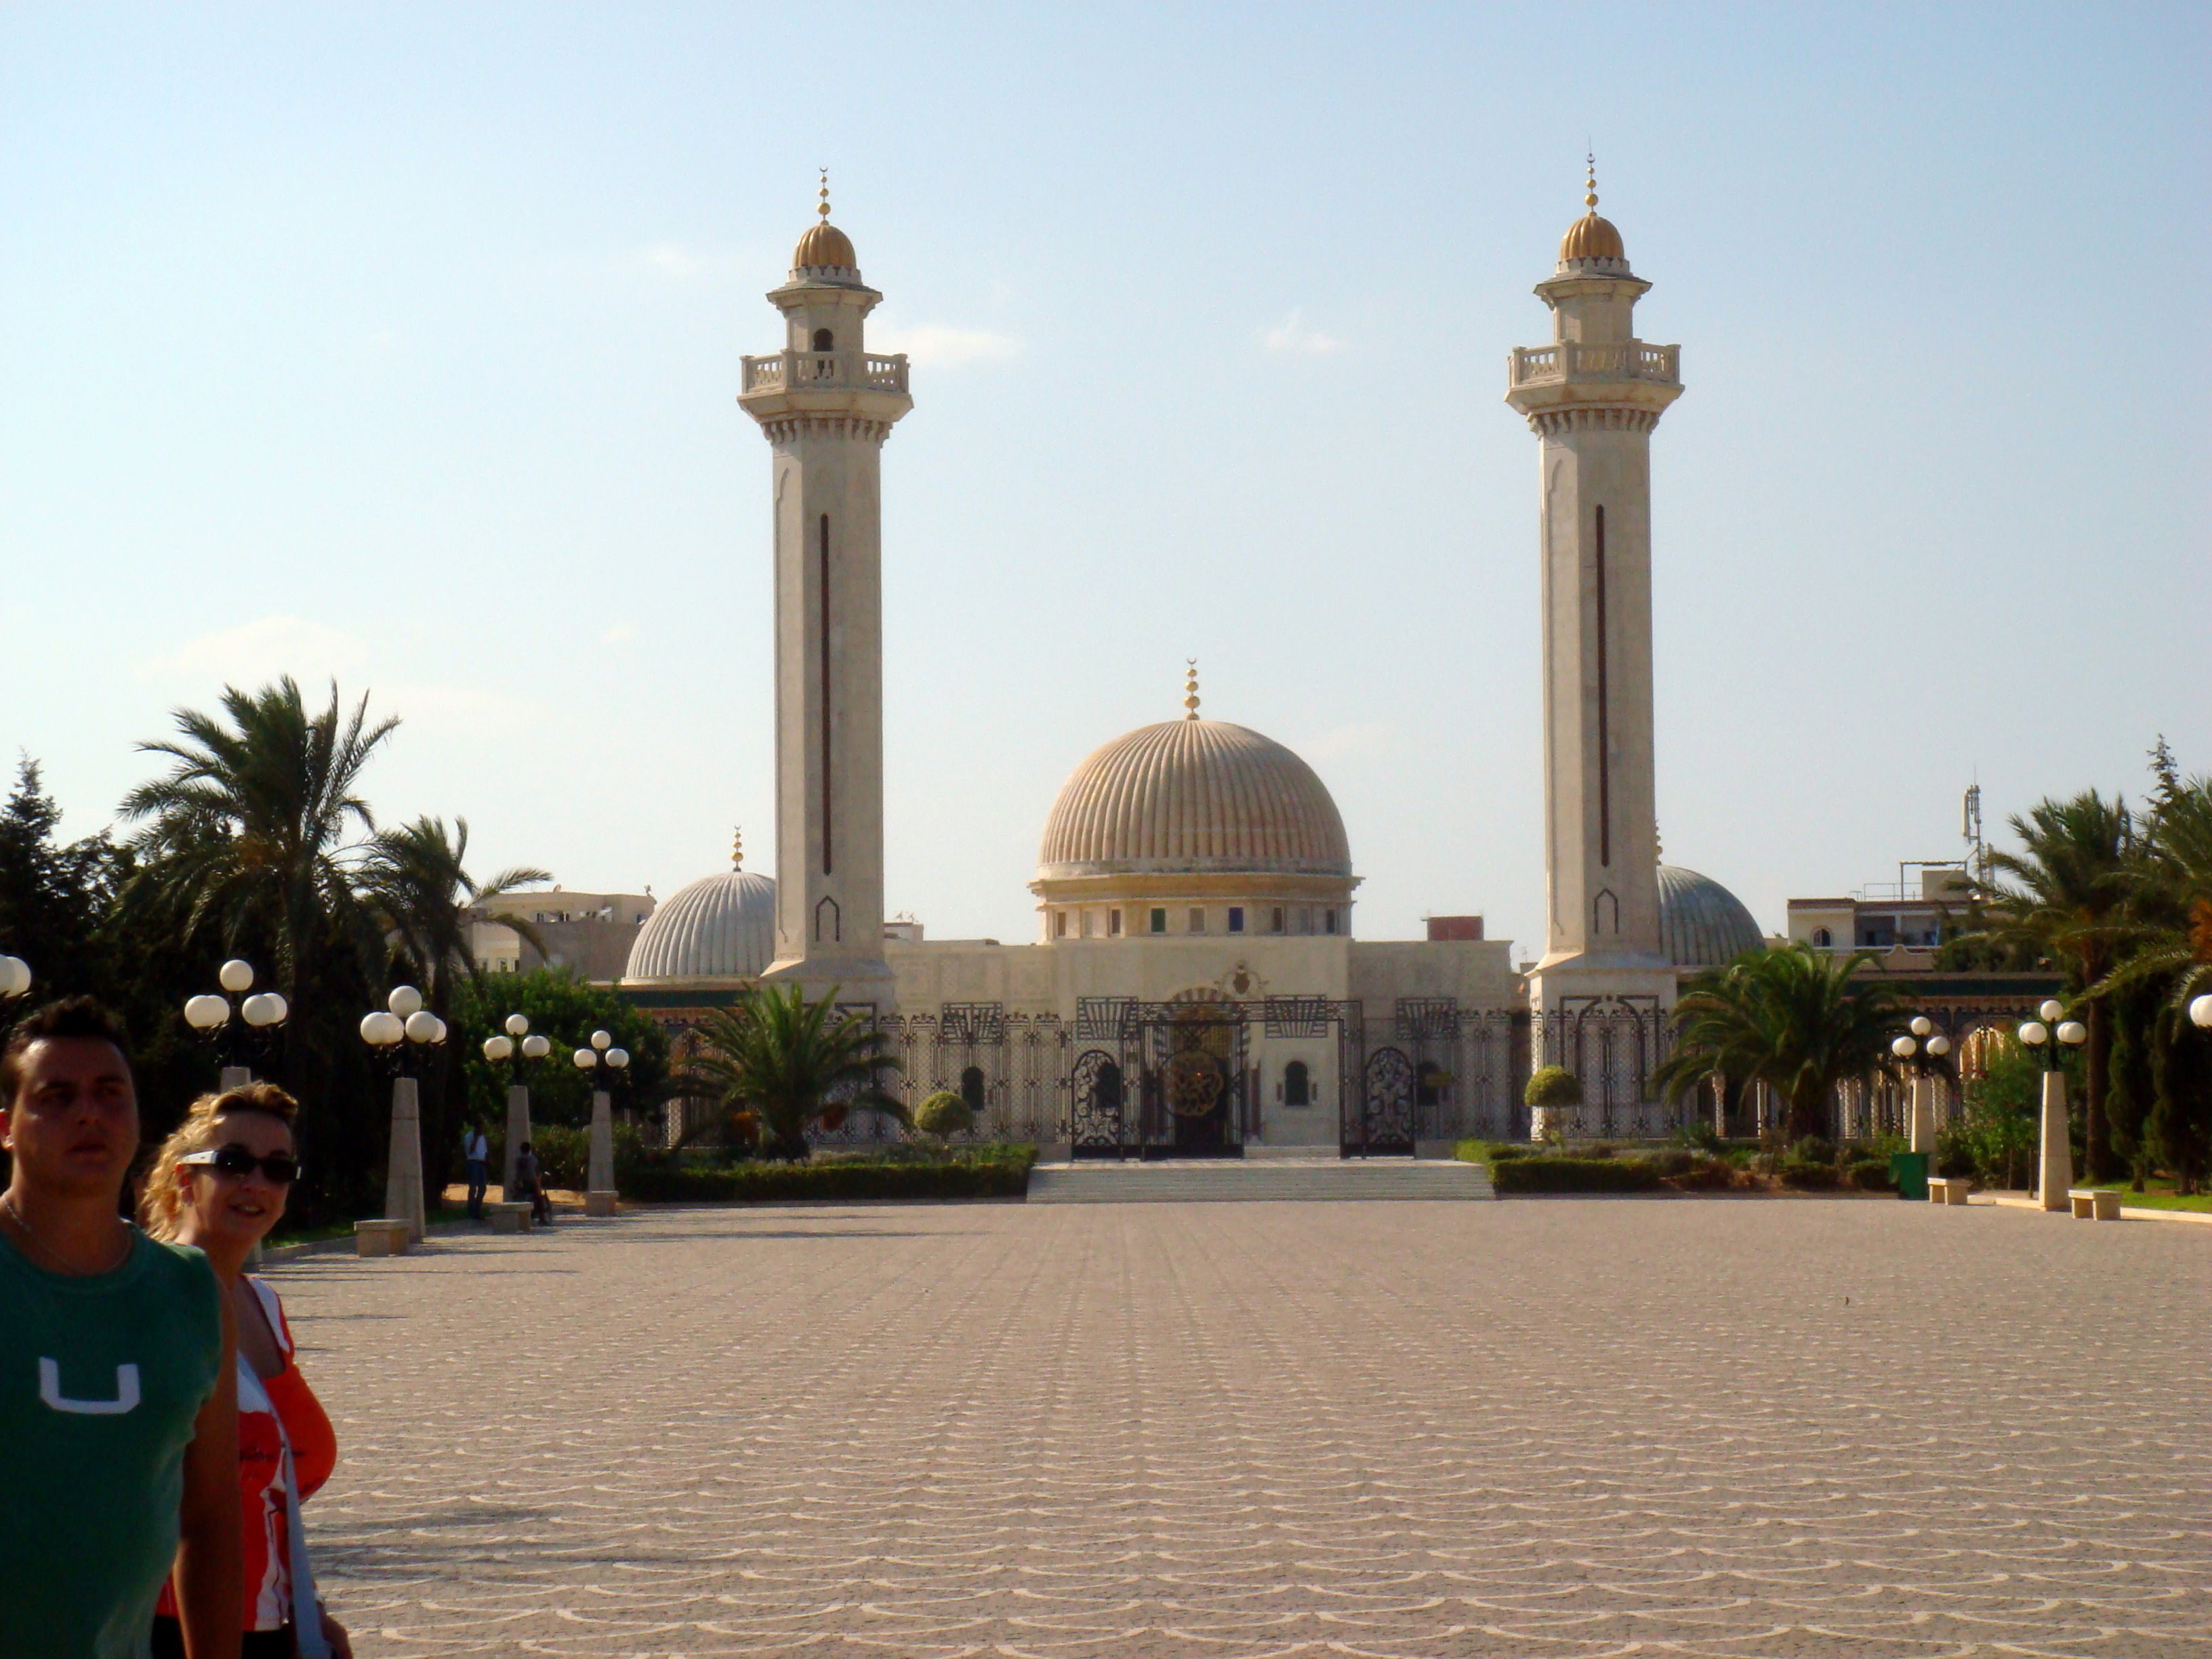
top-left (0, 1193), bottom-right (132, 1277)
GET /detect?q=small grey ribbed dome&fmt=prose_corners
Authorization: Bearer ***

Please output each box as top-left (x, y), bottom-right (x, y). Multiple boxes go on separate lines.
top-left (1658, 865), bottom-right (1764, 968)
top-left (1038, 718), bottom-right (1352, 879)
top-left (623, 872), bottom-right (776, 981)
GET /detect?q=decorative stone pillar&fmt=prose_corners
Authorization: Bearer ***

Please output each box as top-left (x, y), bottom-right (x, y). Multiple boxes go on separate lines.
top-left (1909, 1075), bottom-right (1935, 1154)
top-left (586, 1088), bottom-right (617, 1216)
top-left (384, 1076), bottom-right (428, 1244)
top-left (503, 1082), bottom-right (531, 1199)
top-left (2037, 1069), bottom-right (2072, 1210)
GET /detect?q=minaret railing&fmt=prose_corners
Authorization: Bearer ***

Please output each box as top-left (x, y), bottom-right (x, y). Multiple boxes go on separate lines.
top-left (1508, 340), bottom-right (1678, 390)
top-left (741, 349), bottom-right (910, 395)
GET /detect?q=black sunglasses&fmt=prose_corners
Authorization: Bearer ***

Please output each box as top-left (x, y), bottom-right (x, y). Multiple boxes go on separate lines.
top-left (178, 1144), bottom-right (302, 1185)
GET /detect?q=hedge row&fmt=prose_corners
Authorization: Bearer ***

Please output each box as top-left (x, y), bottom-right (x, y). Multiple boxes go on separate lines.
top-left (1488, 1156), bottom-right (1666, 1194)
top-left (623, 1147), bottom-right (1037, 1204)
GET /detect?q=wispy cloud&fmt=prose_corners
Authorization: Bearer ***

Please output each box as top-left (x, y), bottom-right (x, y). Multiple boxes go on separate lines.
top-left (639, 243), bottom-right (708, 280)
top-left (138, 615), bottom-right (364, 685)
top-left (1262, 310), bottom-right (1349, 354)
top-left (602, 622), bottom-right (638, 647)
top-left (137, 615), bottom-right (531, 738)
top-left (869, 323), bottom-right (1023, 367)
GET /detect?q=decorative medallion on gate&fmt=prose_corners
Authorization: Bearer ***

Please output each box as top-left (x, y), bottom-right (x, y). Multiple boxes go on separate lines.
top-left (1164, 1049), bottom-right (1225, 1117)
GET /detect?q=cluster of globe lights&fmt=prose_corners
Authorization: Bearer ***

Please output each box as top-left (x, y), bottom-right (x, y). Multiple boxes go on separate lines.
top-left (2019, 998), bottom-right (2090, 1055)
top-left (1891, 1015), bottom-right (1954, 1065)
top-left (480, 1012), bottom-right (552, 1065)
top-left (572, 1029), bottom-right (630, 1080)
top-left (359, 984), bottom-right (446, 1049)
top-left (185, 959), bottom-right (290, 1032)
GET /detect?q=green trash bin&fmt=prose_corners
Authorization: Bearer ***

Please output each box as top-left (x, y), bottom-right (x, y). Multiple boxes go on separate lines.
top-left (1891, 1151), bottom-right (1929, 1202)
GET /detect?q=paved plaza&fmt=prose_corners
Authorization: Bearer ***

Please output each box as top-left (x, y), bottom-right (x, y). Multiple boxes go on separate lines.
top-left (276, 1197), bottom-right (2212, 1658)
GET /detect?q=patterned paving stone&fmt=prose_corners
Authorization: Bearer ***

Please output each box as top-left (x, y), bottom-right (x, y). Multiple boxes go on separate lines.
top-left (271, 1198), bottom-right (2212, 1658)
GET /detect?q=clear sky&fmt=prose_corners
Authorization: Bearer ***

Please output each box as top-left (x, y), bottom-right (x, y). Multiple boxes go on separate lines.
top-left (3, 3), bottom-right (2206, 957)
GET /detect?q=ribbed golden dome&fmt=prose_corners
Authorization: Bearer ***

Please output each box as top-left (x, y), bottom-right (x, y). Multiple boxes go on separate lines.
top-left (794, 218), bottom-right (857, 272)
top-left (1038, 719), bottom-right (1352, 878)
top-left (1560, 210), bottom-right (1624, 263)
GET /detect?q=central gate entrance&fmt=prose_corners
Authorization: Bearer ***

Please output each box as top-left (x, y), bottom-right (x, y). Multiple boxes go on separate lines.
top-left (1065, 998), bottom-right (1252, 1158)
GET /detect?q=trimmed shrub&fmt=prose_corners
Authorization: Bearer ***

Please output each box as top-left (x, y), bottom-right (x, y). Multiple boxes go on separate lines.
top-left (1778, 1160), bottom-right (1840, 1190)
top-left (1525, 1065), bottom-right (1583, 1108)
top-left (1665, 1156), bottom-right (1739, 1191)
top-left (1844, 1158), bottom-right (1896, 1192)
top-left (914, 1091), bottom-right (975, 1141)
top-left (621, 1145), bottom-right (1036, 1204)
top-left (1490, 1156), bottom-right (1666, 1194)
top-left (1633, 1149), bottom-right (1698, 1178)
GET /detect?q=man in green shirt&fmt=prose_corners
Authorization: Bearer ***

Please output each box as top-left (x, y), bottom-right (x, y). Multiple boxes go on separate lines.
top-left (1, 998), bottom-right (241, 1659)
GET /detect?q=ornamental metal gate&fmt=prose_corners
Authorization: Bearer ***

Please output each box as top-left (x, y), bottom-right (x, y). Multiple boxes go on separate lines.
top-left (1136, 1006), bottom-right (1250, 1159)
top-left (1351, 1046), bottom-right (1419, 1158)
top-left (1069, 1048), bottom-right (1128, 1160)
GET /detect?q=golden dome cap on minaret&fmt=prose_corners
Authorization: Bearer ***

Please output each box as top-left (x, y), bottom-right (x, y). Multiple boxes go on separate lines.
top-left (792, 171), bottom-right (859, 275)
top-left (1557, 157), bottom-right (1631, 272)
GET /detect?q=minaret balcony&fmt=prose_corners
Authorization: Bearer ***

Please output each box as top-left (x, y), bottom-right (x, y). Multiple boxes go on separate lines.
top-left (1509, 340), bottom-right (1679, 390)
top-left (741, 350), bottom-right (910, 396)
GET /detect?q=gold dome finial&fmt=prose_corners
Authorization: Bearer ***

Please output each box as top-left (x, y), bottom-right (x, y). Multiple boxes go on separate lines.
top-left (1584, 151), bottom-right (1598, 211)
top-left (1183, 659), bottom-right (1201, 720)
top-left (817, 168), bottom-right (831, 221)
top-left (731, 826), bottom-right (744, 872)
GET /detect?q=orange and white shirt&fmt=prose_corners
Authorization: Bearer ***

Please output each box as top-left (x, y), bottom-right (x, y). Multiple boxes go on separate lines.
top-left (159, 1277), bottom-right (337, 1631)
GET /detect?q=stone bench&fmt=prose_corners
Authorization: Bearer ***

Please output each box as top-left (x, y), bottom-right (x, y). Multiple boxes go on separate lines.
top-left (353, 1219), bottom-right (411, 1257)
top-left (2068, 1187), bottom-right (2122, 1221)
top-left (488, 1202), bottom-right (534, 1234)
top-left (1926, 1176), bottom-right (1973, 1206)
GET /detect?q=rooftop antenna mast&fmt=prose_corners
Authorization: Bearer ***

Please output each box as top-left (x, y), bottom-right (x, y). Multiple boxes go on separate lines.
top-left (1963, 780), bottom-right (1986, 893)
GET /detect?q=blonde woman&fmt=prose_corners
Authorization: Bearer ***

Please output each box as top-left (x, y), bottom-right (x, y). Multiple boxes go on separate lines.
top-left (142, 1084), bottom-right (350, 1659)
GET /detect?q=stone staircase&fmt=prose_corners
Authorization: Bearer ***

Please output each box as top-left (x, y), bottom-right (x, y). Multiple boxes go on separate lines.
top-left (1026, 1156), bottom-right (1494, 1204)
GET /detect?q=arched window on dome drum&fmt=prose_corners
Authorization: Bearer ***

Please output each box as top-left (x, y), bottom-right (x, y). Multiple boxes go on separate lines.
top-left (1271, 907), bottom-right (1285, 935)
top-left (1283, 1061), bottom-right (1311, 1108)
top-left (959, 1066), bottom-right (986, 1113)
top-left (1109, 909), bottom-right (1122, 937)
top-left (1228, 907), bottom-right (1245, 934)
top-left (812, 327), bottom-right (834, 352)
top-left (1812, 926), bottom-right (1832, 947)
top-left (1053, 912), bottom-right (1067, 939)
top-left (1149, 908), bottom-right (1167, 935)
top-left (1324, 908), bottom-right (1338, 935)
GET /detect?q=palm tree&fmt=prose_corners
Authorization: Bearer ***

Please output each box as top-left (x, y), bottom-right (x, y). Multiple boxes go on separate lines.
top-left (1984, 791), bottom-right (2136, 1180)
top-left (119, 678), bottom-right (395, 1001)
top-left (359, 815), bottom-right (550, 1192)
top-left (1654, 944), bottom-right (1908, 1144)
top-left (119, 678), bottom-right (398, 1212)
top-left (360, 816), bottom-right (549, 1011)
top-left (679, 984), bottom-right (905, 1160)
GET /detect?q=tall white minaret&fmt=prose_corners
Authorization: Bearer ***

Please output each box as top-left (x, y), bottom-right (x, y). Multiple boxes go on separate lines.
top-left (738, 178), bottom-right (912, 1007)
top-left (1504, 163), bottom-right (1683, 1019)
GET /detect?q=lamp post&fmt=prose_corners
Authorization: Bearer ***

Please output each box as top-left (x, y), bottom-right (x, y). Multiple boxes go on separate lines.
top-left (183, 959), bottom-right (289, 1089)
top-left (2018, 998), bottom-right (2087, 1210)
top-left (360, 985), bottom-right (446, 1244)
top-left (1889, 1016), bottom-right (1954, 1154)
top-left (0, 954), bottom-right (29, 1042)
top-left (571, 1030), bottom-right (631, 1217)
top-left (480, 1014), bottom-right (551, 1198)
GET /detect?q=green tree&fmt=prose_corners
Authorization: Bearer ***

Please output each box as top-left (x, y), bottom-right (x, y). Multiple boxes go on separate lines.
top-left (678, 984), bottom-right (905, 1160)
top-left (1653, 944), bottom-right (1907, 1144)
top-left (449, 968), bottom-right (669, 1136)
top-left (1982, 790), bottom-right (2136, 1181)
top-left (117, 678), bottom-right (398, 1214)
top-left (914, 1090), bottom-right (975, 1143)
top-left (0, 758), bottom-right (111, 1004)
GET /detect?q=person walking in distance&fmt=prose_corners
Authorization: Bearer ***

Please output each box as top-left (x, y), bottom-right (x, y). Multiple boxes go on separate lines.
top-left (514, 1140), bottom-right (552, 1226)
top-left (142, 1083), bottom-right (353, 1659)
top-left (463, 1125), bottom-right (490, 1221)
top-left (0, 998), bottom-right (243, 1659)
